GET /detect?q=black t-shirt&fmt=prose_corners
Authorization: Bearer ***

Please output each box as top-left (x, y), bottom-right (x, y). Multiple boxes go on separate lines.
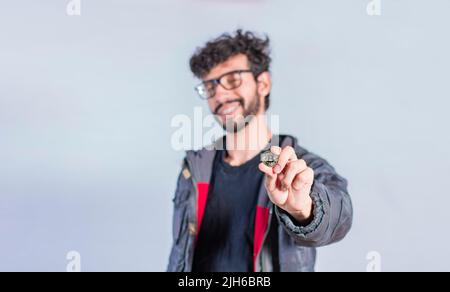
top-left (192, 150), bottom-right (264, 272)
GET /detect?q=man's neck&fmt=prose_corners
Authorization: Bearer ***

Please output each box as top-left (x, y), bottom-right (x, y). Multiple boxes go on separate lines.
top-left (224, 115), bottom-right (272, 167)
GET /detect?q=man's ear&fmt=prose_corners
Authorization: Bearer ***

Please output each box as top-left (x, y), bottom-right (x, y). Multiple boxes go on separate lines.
top-left (256, 72), bottom-right (272, 99)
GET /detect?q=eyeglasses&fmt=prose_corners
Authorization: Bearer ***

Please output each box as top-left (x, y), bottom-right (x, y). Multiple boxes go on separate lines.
top-left (195, 69), bottom-right (254, 100)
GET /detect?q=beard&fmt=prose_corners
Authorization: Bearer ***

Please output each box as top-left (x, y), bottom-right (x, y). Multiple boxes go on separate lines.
top-left (214, 92), bottom-right (261, 134)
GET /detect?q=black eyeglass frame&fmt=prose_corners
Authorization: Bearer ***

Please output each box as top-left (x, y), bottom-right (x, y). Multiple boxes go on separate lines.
top-left (194, 69), bottom-right (255, 100)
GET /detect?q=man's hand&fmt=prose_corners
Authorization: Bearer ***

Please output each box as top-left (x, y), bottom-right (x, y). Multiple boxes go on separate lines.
top-left (259, 146), bottom-right (314, 224)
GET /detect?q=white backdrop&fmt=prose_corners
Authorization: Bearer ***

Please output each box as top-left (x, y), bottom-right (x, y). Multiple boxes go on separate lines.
top-left (1, 0), bottom-right (449, 271)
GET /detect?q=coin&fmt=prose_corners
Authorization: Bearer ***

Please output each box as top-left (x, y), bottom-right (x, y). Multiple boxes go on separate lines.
top-left (260, 150), bottom-right (279, 168)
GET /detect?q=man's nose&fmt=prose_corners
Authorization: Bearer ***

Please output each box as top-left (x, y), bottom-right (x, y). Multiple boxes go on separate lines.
top-left (213, 84), bottom-right (233, 103)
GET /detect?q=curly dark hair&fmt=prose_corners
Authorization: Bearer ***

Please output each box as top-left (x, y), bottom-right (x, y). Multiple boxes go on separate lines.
top-left (190, 30), bottom-right (272, 110)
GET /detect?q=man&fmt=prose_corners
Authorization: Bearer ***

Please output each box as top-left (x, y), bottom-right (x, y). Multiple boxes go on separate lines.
top-left (167, 30), bottom-right (353, 272)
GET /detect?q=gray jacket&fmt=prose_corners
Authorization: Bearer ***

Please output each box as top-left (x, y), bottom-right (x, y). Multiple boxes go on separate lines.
top-left (167, 135), bottom-right (353, 272)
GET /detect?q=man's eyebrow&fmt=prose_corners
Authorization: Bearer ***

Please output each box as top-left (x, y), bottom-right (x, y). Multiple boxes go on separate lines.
top-left (203, 71), bottom-right (228, 83)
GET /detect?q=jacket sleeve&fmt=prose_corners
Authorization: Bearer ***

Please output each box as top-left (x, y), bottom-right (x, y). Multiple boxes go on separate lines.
top-left (275, 148), bottom-right (353, 247)
top-left (167, 161), bottom-right (192, 272)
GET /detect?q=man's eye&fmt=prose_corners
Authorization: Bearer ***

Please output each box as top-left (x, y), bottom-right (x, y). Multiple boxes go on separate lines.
top-left (225, 74), bottom-right (239, 85)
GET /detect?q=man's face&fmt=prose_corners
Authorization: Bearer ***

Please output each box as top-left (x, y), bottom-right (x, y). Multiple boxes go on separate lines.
top-left (201, 54), bottom-right (270, 133)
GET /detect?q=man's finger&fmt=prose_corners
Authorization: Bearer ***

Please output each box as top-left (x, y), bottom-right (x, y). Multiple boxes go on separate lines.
top-left (258, 162), bottom-right (276, 176)
top-left (280, 160), bottom-right (308, 190)
top-left (273, 146), bottom-right (298, 174)
top-left (258, 163), bottom-right (277, 192)
top-left (292, 167), bottom-right (314, 191)
top-left (270, 146), bottom-right (282, 156)
top-left (268, 188), bottom-right (289, 206)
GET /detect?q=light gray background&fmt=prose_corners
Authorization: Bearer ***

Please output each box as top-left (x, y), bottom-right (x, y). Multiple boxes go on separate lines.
top-left (1, 0), bottom-right (449, 272)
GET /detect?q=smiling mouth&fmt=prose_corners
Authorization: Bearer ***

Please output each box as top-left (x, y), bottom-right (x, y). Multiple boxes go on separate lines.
top-left (217, 102), bottom-right (241, 117)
